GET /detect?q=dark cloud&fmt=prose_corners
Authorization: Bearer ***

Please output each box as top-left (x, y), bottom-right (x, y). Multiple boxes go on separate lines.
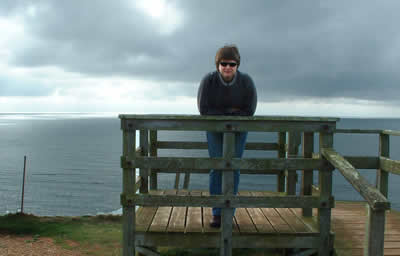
top-left (2, 0), bottom-right (400, 103)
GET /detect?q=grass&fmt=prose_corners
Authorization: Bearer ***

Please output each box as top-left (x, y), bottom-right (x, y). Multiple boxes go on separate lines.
top-left (0, 213), bottom-right (292, 255)
top-left (0, 213), bottom-right (122, 255)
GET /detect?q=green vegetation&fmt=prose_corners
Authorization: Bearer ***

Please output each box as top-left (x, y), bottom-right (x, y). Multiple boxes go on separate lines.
top-left (0, 213), bottom-right (281, 255)
top-left (0, 213), bottom-right (122, 255)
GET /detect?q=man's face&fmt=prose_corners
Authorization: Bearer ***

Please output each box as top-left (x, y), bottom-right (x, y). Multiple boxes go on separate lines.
top-left (218, 59), bottom-right (238, 82)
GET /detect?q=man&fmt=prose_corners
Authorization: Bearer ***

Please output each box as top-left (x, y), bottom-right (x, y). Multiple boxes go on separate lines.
top-left (197, 44), bottom-right (257, 228)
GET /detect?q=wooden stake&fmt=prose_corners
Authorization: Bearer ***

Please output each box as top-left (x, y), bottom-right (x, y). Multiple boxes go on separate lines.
top-left (20, 155), bottom-right (27, 214)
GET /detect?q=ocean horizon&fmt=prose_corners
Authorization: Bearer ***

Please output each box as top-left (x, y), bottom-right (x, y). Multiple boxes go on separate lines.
top-left (1, 113), bottom-right (399, 216)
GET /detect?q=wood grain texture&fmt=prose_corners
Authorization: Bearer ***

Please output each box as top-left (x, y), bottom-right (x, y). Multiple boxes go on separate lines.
top-left (185, 191), bottom-right (203, 233)
top-left (149, 190), bottom-right (176, 232)
top-left (322, 148), bottom-right (390, 210)
top-left (167, 190), bottom-right (187, 233)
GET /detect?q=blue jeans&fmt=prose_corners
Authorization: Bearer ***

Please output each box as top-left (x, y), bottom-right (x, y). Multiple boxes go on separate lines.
top-left (206, 131), bottom-right (248, 216)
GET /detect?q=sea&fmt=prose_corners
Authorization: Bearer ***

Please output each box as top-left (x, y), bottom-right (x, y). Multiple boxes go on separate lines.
top-left (0, 113), bottom-right (399, 216)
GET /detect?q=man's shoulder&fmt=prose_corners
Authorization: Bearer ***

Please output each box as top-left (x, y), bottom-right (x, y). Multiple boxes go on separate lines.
top-left (201, 71), bottom-right (218, 85)
top-left (237, 71), bottom-right (255, 87)
top-left (237, 71), bottom-right (251, 80)
top-left (202, 71), bottom-right (217, 80)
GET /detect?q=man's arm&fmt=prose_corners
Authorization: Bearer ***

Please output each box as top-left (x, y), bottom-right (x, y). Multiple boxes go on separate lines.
top-left (234, 76), bottom-right (257, 116)
top-left (198, 74), bottom-right (224, 115)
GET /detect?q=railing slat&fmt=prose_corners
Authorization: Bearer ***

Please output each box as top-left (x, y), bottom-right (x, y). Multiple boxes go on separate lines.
top-left (121, 118), bottom-right (336, 132)
top-left (123, 156), bottom-right (324, 171)
top-left (335, 129), bottom-right (382, 134)
top-left (121, 194), bottom-right (332, 208)
top-left (321, 148), bottom-right (390, 211)
top-left (139, 130), bottom-right (149, 194)
top-left (318, 132), bottom-right (334, 256)
top-left (302, 132), bottom-right (314, 217)
top-left (221, 132), bottom-right (235, 256)
top-left (287, 132), bottom-right (300, 195)
top-left (382, 129), bottom-right (400, 136)
top-left (380, 157), bottom-right (400, 175)
top-left (149, 130), bottom-right (158, 190)
top-left (122, 130), bottom-right (136, 256)
top-left (156, 141), bottom-right (279, 151)
top-left (312, 154), bottom-right (379, 169)
top-left (364, 207), bottom-right (386, 256)
top-left (377, 134), bottom-right (390, 198)
top-left (277, 132), bottom-right (286, 192)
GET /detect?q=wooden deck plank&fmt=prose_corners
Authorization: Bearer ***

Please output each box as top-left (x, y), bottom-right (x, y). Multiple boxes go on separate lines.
top-left (235, 207), bottom-right (257, 233)
top-left (235, 191), bottom-right (257, 233)
top-left (136, 206), bottom-right (158, 232)
top-left (167, 190), bottom-right (188, 232)
top-left (185, 191), bottom-right (203, 233)
top-left (276, 208), bottom-right (310, 233)
top-left (136, 190), bottom-right (163, 232)
top-left (255, 191), bottom-right (294, 233)
top-left (149, 190), bottom-right (176, 232)
top-left (246, 207), bottom-right (276, 233)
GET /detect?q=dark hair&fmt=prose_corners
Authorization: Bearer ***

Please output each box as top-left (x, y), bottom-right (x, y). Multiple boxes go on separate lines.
top-left (215, 44), bottom-right (240, 70)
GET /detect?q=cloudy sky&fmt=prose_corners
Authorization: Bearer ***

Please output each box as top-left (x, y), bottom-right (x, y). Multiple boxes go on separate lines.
top-left (0, 0), bottom-right (399, 117)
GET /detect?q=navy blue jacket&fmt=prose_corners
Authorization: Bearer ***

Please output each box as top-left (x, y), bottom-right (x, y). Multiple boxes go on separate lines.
top-left (197, 71), bottom-right (257, 116)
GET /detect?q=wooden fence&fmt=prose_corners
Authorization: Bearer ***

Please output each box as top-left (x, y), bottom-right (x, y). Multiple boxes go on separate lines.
top-left (119, 115), bottom-right (399, 256)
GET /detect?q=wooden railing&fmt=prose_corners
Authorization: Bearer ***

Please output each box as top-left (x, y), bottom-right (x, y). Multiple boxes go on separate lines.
top-left (120, 115), bottom-right (339, 256)
top-left (121, 115), bottom-right (400, 256)
top-left (319, 128), bottom-right (400, 256)
top-left (149, 130), bottom-right (287, 190)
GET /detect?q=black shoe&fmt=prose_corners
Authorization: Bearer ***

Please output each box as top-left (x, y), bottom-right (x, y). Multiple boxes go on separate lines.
top-left (210, 215), bottom-right (221, 228)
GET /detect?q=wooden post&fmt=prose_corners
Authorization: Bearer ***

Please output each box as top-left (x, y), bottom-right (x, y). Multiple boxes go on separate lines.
top-left (318, 131), bottom-right (334, 256)
top-left (286, 132), bottom-right (300, 195)
top-left (302, 132), bottom-right (314, 217)
top-left (149, 130), bottom-right (158, 190)
top-left (140, 130), bottom-right (149, 194)
top-left (277, 132), bottom-right (286, 192)
top-left (174, 173), bottom-right (180, 189)
top-left (183, 172), bottom-right (190, 189)
top-left (123, 130), bottom-right (136, 256)
top-left (364, 206), bottom-right (386, 256)
top-left (377, 133), bottom-right (389, 198)
top-left (221, 132), bottom-right (235, 256)
top-left (20, 156), bottom-right (27, 214)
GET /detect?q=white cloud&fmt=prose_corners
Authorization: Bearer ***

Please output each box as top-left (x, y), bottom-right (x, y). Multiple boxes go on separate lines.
top-left (134, 0), bottom-right (184, 35)
top-left (0, 16), bottom-right (25, 60)
top-left (256, 98), bottom-right (400, 118)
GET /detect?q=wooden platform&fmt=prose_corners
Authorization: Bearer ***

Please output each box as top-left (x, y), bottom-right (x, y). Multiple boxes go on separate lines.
top-left (134, 190), bottom-right (400, 255)
top-left (330, 201), bottom-right (400, 256)
top-left (135, 190), bottom-right (326, 250)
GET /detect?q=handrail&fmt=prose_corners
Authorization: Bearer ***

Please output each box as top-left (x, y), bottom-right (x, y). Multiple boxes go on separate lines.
top-left (335, 128), bottom-right (382, 134)
top-left (121, 193), bottom-right (332, 209)
top-left (382, 129), bottom-right (400, 136)
top-left (122, 156), bottom-right (323, 171)
top-left (380, 157), bottom-right (400, 175)
top-left (156, 141), bottom-right (279, 151)
top-left (321, 148), bottom-right (390, 211)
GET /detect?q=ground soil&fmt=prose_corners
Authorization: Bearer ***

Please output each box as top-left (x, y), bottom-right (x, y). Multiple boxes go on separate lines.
top-left (0, 234), bottom-right (81, 256)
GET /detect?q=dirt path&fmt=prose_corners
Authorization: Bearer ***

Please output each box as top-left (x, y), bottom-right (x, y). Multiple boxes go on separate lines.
top-left (0, 234), bottom-right (81, 256)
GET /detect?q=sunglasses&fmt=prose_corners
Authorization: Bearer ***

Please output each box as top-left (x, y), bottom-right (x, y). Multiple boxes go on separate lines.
top-left (220, 62), bottom-right (237, 67)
